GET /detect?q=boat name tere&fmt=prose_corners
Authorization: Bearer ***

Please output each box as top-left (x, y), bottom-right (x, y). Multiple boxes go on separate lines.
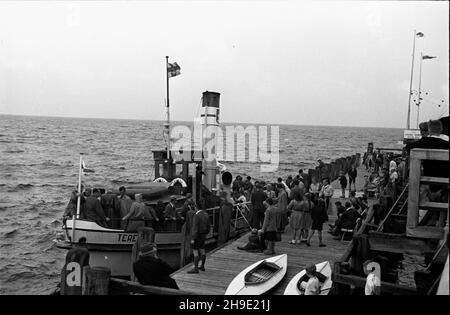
top-left (117, 233), bottom-right (138, 243)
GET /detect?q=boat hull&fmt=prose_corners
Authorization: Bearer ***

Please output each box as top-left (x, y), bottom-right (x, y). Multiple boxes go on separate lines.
top-left (225, 254), bottom-right (287, 295)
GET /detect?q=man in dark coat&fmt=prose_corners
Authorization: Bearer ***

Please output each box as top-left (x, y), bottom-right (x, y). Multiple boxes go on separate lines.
top-left (133, 242), bottom-right (179, 289)
top-left (164, 196), bottom-right (181, 231)
top-left (63, 189), bottom-right (85, 219)
top-left (100, 190), bottom-right (120, 229)
top-left (187, 208), bottom-right (211, 274)
top-left (84, 188), bottom-right (108, 227)
top-left (331, 201), bottom-right (360, 238)
top-left (250, 184), bottom-right (267, 229)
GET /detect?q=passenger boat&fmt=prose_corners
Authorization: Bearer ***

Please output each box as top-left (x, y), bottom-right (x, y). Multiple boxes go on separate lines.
top-left (284, 261), bottom-right (332, 295)
top-left (225, 254), bottom-right (287, 295)
top-left (56, 90), bottom-right (251, 278)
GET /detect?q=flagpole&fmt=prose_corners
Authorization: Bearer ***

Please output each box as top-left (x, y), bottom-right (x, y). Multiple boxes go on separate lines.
top-left (416, 52), bottom-right (423, 129)
top-left (407, 30), bottom-right (417, 130)
top-left (165, 56), bottom-right (171, 162)
top-left (72, 154), bottom-right (83, 243)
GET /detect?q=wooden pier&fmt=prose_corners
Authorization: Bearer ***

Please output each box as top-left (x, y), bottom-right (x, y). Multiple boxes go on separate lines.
top-left (171, 219), bottom-right (349, 294)
top-left (171, 165), bottom-right (373, 295)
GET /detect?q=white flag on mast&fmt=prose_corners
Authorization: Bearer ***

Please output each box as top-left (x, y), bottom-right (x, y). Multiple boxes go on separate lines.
top-left (81, 160), bottom-right (95, 174)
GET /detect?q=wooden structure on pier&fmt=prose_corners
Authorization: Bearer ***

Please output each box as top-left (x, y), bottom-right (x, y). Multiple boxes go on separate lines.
top-left (332, 148), bottom-right (449, 295)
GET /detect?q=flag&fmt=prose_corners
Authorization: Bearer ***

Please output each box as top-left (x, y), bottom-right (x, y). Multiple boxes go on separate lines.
top-left (422, 55), bottom-right (436, 60)
top-left (81, 161), bottom-right (95, 174)
top-left (167, 62), bottom-right (181, 78)
top-left (416, 32), bottom-right (424, 37)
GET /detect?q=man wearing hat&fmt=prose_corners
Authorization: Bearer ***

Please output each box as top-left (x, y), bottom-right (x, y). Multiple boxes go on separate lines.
top-left (164, 196), bottom-right (181, 231)
top-left (132, 242), bottom-right (179, 289)
top-left (180, 193), bottom-right (194, 220)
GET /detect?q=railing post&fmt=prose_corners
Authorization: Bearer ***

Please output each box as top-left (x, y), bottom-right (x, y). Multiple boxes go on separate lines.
top-left (407, 151), bottom-right (422, 236)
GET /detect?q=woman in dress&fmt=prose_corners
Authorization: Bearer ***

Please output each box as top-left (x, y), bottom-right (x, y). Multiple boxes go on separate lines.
top-left (287, 194), bottom-right (303, 244)
top-left (298, 193), bottom-right (314, 243)
top-left (307, 197), bottom-right (327, 247)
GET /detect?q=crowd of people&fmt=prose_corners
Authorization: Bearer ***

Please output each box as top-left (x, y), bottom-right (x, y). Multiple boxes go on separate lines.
top-left (63, 187), bottom-right (195, 232)
top-left (233, 167), bottom-right (370, 255)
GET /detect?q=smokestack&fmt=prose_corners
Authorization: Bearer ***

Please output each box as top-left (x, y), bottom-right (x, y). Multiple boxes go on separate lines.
top-left (201, 91), bottom-right (220, 191)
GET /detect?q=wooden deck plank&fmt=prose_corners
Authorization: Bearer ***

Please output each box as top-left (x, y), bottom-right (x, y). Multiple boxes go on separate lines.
top-left (172, 213), bottom-right (349, 295)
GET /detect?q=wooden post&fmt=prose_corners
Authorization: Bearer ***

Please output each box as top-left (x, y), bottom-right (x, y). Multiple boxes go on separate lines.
top-left (61, 245), bottom-right (90, 295)
top-left (330, 161), bottom-right (337, 181)
top-left (324, 163), bottom-right (331, 181)
top-left (131, 227), bottom-right (155, 281)
top-left (407, 154), bottom-right (421, 236)
top-left (82, 266), bottom-right (111, 295)
top-left (315, 166), bottom-right (322, 181)
top-left (218, 202), bottom-right (233, 245)
top-left (182, 162), bottom-right (189, 184)
top-left (192, 164), bottom-right (197, 205)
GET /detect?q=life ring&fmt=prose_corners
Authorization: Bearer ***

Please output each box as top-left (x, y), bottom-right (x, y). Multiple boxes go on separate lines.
top-left (170, 178), bottom-right (187, 187)
top-left (217, 162), bottom-right (227, 173)
top-left (153, 177), bottom-right (168, 183)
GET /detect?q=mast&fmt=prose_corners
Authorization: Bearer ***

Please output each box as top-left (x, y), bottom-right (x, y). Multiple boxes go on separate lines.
top-left (407, 30), bottom-right (417, 130)
top-left (165, 56), bottom-right (171, 161)
top-left (72, 154), bottom-right (83, 243)
top-left (416, 52), bottom-right (423, 129)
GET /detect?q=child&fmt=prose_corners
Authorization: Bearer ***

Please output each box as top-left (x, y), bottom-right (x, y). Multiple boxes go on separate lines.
top-left (237, 228), bottom-right (265, 252)
top-left (301, 264), bottom-right (320, 295)
top-left (364, 260), bottom-right (381, 295)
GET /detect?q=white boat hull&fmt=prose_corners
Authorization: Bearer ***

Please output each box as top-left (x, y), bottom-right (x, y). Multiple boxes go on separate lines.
top-left (283, 261), bottom-right (332, 295)
top-left (225, 254), bottom-right (287, 295)
top-left (58, 219), bottom-right (185, 277)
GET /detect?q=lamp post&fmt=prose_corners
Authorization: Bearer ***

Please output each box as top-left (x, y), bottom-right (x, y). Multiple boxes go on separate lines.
top-left (407, 30), bottom-right (424, 130)
top-left (416, 53), bottom-right (437, 128)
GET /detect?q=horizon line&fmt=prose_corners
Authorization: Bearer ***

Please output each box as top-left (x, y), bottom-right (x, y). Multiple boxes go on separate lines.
top-left (0, 112), bottom-right (406, 130)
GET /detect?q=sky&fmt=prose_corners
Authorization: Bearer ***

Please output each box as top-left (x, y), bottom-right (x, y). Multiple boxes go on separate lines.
top-left (0, 0), bottom-right (448, 128)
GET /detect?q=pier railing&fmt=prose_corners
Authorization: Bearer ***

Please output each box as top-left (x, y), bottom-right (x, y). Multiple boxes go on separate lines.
top-left (406, 148), bottom-right (448, 240)
top-left (307, 153), bottom-right (361, 184)
top-left (332, 148), bottom-right (449, 295)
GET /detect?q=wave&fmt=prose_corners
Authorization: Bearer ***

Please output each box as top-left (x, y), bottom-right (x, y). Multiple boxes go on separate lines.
top-left (7, 184), bottom-right (34, 192)
top-left (6, 271), bottom-right (36, 282)
top-left (3, 229), bottom-right (19, 238)
top-left (3, 150), bottom-right (25, 153)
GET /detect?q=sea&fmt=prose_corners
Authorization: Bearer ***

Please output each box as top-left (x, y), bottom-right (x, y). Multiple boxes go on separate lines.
top-left (0, 114), bottom-right (404, 294)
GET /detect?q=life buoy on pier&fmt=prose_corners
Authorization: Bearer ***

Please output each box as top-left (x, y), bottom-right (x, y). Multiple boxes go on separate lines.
top-left (153, 177), bottom-right (168, 183)
top-left (170, 178), bottom-right (187, 187)
top-left (217, 162), bottom-right (227, 173)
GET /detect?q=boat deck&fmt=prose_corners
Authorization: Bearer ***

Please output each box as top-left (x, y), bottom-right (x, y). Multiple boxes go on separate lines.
top-left (171, 165), bottom-right (372, 295)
